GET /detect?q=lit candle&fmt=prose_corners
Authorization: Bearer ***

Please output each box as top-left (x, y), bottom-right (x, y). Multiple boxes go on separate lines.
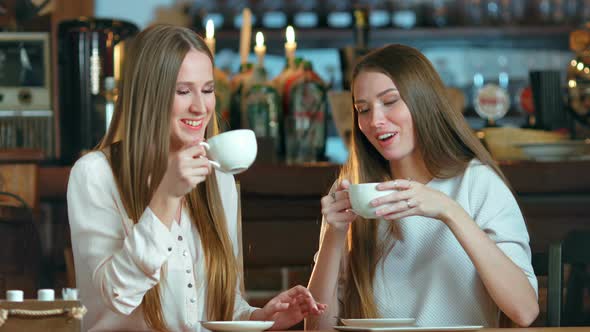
top-left (205, 19), bottom-right (215, 56)
top-left (285, 25), bottom-right (297, 68)
top-left (254, 31), bottom-right (266, 67)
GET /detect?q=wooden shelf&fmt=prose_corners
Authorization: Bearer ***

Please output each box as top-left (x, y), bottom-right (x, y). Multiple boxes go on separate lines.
top-left (213, 25), bottom-right (573, 52)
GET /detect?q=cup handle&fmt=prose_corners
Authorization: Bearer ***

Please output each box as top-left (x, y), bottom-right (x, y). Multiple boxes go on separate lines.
top-left (199, 141), bottom-right (210, 150)
top-left (199, 141), bottom-right (221, 170)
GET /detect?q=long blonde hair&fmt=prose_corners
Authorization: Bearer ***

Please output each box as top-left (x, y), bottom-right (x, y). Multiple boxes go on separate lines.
top-left (340, 44), bottom-right (505, 318)
top-left (98, 24), bottom-right (238, 331)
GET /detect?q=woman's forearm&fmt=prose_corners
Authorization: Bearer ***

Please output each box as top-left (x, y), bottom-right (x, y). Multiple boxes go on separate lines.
top-left (306, 225), bottom-right (348, 330)
top-left (443, 205), bottom-right (539, 327)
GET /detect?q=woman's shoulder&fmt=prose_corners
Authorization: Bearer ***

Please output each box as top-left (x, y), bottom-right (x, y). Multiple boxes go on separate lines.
top-left (464, 159), bottom-right (501, 181)
top-left (462, 158), bottom-right (512, 198)
top-left (69, 150), bottom-right (112, 185)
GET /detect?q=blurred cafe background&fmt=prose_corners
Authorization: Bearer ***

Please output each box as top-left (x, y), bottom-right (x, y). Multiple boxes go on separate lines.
top-left (0, 0), bottom-right (590, 329)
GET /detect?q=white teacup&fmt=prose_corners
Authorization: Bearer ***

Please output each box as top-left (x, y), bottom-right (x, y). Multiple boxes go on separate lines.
top-left (348, 183), bottom-right (397, 219)
top-left (200, 129), bottom-right (257, 174)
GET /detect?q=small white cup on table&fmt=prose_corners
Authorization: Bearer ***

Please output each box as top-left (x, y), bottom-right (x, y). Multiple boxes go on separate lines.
top-left (37, 288), bottom-right (55, 301)
top-left (6, 289), bottom-right (24, 302)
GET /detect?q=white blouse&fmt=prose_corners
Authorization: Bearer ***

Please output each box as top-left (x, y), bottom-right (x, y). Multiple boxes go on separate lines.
top-left (67, 151), bottom-right (256, 332)
top-left (319, 160), bottom-right (538, 327)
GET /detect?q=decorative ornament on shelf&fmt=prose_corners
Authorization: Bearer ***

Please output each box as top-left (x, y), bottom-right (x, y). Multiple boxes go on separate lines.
top-left (474, 83), bottom-right (510, 127)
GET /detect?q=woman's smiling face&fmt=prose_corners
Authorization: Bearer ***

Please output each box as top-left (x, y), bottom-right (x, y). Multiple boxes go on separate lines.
top-left (353, 70), bottom-right (417, 162)
top-left (169, 49), bottom-right (215, 152)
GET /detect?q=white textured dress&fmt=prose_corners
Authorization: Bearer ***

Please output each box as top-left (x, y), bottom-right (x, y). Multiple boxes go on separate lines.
top-left (318, 160), bottom-right (538, 327)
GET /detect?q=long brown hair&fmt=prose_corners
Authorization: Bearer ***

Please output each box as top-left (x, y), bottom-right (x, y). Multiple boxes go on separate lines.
top-left (340, 44), bottom-right (505, 318)
top-left (98, 24), bottom-right (238, 331)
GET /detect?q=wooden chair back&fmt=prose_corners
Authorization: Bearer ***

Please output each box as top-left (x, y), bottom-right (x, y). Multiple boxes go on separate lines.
top-left (547, 230), bottom-right (590, 326)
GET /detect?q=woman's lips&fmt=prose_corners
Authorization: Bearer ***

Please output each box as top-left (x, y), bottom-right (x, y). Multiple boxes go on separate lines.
top-left (181, 119), bottom-right (204, 131)
top-left (376, 132), bottom-right (397, 147)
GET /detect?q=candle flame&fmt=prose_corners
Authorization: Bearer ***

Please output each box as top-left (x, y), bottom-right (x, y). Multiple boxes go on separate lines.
top-left (206, 19), bottom-right (214, 39)
top-left (286, 25), bottom-right (295, 44)
top-left (256, 31), bottom-right (264, 48)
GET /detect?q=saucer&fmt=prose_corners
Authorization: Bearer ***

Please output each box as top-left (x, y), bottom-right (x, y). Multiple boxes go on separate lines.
top-left (333, 325), bottom-right (483, 332)
top-left (340, 318), bottom-right (416, 328)
top-left (201, 321), bottom-right (274, 332)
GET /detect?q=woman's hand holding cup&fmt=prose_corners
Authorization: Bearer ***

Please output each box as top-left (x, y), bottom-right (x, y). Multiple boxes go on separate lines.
top-left (150, 139), bottom-right (212, 228)
top-left (372, 179), bottom-right (459, 223)
top-left (321, 179), bottom-right (356, 232)
top-left (157, 139), bottom-right (211, 199)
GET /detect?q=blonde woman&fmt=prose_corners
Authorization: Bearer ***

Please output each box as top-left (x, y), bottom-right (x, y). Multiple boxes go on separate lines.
top-left (306, 44), bottom-right (538, 329)
top-left (67, 25), bottom-right (325, 332)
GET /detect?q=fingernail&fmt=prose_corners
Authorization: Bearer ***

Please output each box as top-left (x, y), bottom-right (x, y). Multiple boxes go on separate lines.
top-left (370, 199), bottom-right (378, 207)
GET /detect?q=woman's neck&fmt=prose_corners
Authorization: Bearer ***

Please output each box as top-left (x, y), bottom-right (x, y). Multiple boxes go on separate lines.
top-left (389, 152), bottom-right (432, 184)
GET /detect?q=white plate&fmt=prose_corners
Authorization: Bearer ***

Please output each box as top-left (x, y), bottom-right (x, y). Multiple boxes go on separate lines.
top-left (201, 321), bottom-right (274, 332)
top-left (333, 325), bottom-right (483, 332)
top-left (340, 318), bottom-right (416, 328)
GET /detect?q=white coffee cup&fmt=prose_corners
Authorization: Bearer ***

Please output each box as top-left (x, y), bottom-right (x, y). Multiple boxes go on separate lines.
top-left (6, 289), bottom-right (24, 302)
top-left (200, 129), bottom-right (257, 174)
top-left (37, 289), bottom-right (55, 301)
top-left (348, 182), bottom-right (397, 219)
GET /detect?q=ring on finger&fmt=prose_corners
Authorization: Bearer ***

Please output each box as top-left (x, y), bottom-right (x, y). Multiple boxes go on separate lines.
top-left (331, 192), bottom-right (337, 202)
top-left (406, 199), bottom-right (412, 208)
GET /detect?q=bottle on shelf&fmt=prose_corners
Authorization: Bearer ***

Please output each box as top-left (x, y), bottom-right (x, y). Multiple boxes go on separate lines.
top-left (256, 0), bottom-right (288, 29)
top-left (242, 66), bottom-right (283, 159)
top-left (426, 0), bottom-right (456, 27)
top-left (230, 63), bottom-right (254, 130)
top-left (281, 60), bottom-right (328, 163)
top-left (356, 0), bottom-right (390, 28)
top-left (391, 0), bottom-right (419, 29)
top-left (214, 68), bottom-right (231, 131)
top-left (340, 4), bottom-right (371, 90)
top-left (225, 0), bottom-right (257, 30)
top-left (323, 0), bottom-right (353, 29)
top-left (240, 31), bottom-right (283, 160)
top-left (290, 0), bottom-right (320, 29)
top-left (190, 1), bottom-right (224, 31)
top-left (461, 0), bottom-right (485, 26)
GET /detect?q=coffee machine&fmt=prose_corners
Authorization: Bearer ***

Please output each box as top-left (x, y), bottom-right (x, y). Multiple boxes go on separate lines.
top-left (58, 18), bottom-right (138, 164)
top-left (0, 32), bottom-right (54, 158)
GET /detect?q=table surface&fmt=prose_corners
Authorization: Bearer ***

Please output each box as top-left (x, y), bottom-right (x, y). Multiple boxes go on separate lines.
top-left (296, 328), bottom-right (589, 332)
